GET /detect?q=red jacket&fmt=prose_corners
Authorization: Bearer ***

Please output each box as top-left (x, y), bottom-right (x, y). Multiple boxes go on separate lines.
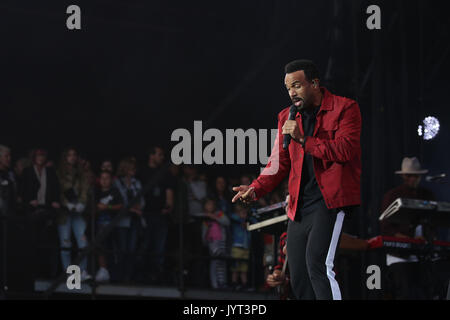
top-left (250, 87), bottom-right (361, 221)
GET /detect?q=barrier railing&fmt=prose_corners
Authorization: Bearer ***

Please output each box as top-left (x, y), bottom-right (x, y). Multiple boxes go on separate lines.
top-left (1, 206), bottom-right (265, 300)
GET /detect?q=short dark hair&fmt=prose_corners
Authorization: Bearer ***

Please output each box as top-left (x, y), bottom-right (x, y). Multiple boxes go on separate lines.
top-left (99, 170), bottom-right (113, 178)
top-left (284, 59), bottom-right (320, 82)
top-left (148, 146), bottom-right (164, 157)
top-left (233, 201), bottom-right (248, 212)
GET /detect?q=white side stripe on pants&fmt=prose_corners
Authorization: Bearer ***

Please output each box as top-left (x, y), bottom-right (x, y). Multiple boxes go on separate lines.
top-left (325, 210), bottom-right (345, 300)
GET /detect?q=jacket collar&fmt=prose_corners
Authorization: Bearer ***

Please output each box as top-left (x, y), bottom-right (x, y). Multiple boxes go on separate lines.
top-left (296, 87), bottom-right (333, 118)
top-left (319, 87), bottom-right (333, 112)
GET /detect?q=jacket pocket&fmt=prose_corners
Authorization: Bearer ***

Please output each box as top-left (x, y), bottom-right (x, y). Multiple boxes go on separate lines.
top-left (316, 120), bottom-right (338, 139)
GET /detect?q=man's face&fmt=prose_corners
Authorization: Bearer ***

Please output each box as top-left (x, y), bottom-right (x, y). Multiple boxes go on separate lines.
top-left (402, 174), bottom-right (421, 188)
top-left (66, 149), bottom-right (78, 166)
top-left (0, 151), bottom-right (11, 169)
top-left (216, 177), bottom-right (226, 192)
top-left (150, 148), bottom-right (165, 166)
top-left (284, 70), bottom-right (316, 108)
top-left (99, 172), bottom-right (112, 189)
top-left (35, 154), bottom-right (47, 166)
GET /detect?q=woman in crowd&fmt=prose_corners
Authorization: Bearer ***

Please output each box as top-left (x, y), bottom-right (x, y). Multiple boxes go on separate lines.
top-left (183, 165), bottom-right (209, 287)
top-left (201, 198), bottom-right (230, 289)
top-left (56, 147), bottom-right (92, 281)
top-left (212, 176), bottom-right (232, 217)
top-left (114, 156), bottom-right (145, 283)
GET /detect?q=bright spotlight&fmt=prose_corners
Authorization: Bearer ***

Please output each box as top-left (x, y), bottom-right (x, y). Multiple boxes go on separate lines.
top-left (418, 116), bottom-right (440, 140)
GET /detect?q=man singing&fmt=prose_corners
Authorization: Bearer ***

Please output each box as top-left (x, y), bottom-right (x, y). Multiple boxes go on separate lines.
top-left (232, 60), bottom-right (361, 300)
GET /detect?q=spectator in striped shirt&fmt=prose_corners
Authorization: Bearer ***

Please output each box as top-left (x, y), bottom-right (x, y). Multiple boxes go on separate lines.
top-left (202, 198), bottom-right (230, 289)
top-left (230, 202), bottom-right (251, 291)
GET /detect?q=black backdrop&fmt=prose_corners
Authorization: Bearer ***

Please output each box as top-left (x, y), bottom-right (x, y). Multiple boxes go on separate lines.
top-left (1, 0), bottom-right (449, 239)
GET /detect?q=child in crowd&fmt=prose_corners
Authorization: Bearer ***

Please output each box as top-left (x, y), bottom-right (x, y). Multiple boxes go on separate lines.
top-left (230, 202), bottom-right (251, 291)
top-left (95, 159), bottom-right (116, 187)
top-left (95, 170), bottom-right (123, 282)
top-left (202, 198), bottom-right (230, 289)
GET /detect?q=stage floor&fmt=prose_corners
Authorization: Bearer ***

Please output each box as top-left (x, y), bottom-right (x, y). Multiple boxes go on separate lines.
top-left (32, 279), bottom-right (276, 300)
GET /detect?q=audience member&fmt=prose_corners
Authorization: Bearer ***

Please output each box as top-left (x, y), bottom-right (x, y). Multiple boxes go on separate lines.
top-left (138, 146), bottom-right (174, 283)
top-left (202, 198), bottom-right (230, 289)
top-left (230, 202), bottom-right (251, 291)
top-left (183, 165), bottom-right (208, 287)
top-left (94, 170), bottom-right (123, 283)
top-left (114, 156), bottom-right (144, 283)
top-left (56, 147), bottom-right (91, 281)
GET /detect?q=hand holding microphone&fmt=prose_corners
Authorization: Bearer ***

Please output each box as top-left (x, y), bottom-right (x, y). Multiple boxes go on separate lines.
top-left (282, 100), bottom-right (305, 149)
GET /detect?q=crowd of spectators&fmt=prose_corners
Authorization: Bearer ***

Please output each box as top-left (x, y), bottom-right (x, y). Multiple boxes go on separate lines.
top-left (0, 144), bottom-right (288, 291)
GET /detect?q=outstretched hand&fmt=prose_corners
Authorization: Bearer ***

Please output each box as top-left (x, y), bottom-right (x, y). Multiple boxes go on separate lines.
top-left (232, 185), bottom-right (255, 204)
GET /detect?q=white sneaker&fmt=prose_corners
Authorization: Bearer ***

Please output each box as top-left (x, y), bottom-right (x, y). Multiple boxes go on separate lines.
top-left (95, 267), bottom-right (110, 283)
top-left (81, 270), bottom-right (92, 282)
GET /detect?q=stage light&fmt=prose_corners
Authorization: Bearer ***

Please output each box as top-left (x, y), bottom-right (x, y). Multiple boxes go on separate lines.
top-left (418, 116), bottom-right (440, 140)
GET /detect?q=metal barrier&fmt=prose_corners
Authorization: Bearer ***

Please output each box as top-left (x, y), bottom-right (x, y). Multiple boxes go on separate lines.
top-left (1, 202), bottom-right (264, 299)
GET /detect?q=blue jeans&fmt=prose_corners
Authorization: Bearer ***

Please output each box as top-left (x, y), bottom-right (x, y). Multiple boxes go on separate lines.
top-left (57, 213), bottom-right (88, 272)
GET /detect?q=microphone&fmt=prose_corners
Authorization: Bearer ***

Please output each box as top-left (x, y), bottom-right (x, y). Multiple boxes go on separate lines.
top-left (283, 105), bottom-right (297, 150)
top-left (425, 173), bottom-right (446, 182)
top-left (283, 101), bottom-right (304, 150)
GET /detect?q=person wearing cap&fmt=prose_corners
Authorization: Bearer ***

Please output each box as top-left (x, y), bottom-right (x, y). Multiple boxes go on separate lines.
top-left (380, 156), bottom-right (435, 299)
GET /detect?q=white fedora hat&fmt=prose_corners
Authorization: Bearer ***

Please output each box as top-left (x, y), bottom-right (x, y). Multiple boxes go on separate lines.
top-left (395, 157), bottom-right (428, 175)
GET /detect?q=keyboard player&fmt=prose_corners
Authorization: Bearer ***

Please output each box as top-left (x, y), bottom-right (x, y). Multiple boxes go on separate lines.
top-left (380, 157), bottom-right (435, 299)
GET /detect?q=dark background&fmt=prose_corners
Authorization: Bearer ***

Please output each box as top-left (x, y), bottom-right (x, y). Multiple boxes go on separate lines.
top-left (1, 0), bottom-right (449, 238)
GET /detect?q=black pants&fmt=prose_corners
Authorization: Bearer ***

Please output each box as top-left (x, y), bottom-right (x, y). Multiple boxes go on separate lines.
top-left (142, 213), bottom-right (169, 274)
top-left (184, 219), bottom-right (209, 287)
top-left (287, 201), bottom-right (345, 300)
